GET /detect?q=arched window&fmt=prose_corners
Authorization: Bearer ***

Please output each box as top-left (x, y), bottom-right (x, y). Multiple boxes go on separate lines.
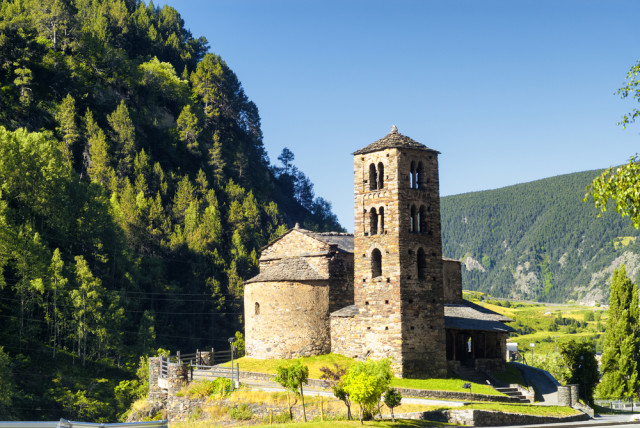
top-left (369, 208), bottom-right (378, 235)
top-left (417, 248), bottom-right (426, 280)
top-left (410, 205), bottom-right (416, 232)
top-left (377, 162), bottom-right (384, 189)
top-left (371, 249), bottom-right (382, 278)
top-left (416, 162), bottom-right (424, 189)
top-left (379, 207), bottom-right (384, 233)
top-left (255, 302), bottom-right (260, 315)
top-left (369, 164), bottom-right (377, 191)
top-left (419, 205), bottom-right (427, 234)
top-left (410, 161), bottom-right (416, 188)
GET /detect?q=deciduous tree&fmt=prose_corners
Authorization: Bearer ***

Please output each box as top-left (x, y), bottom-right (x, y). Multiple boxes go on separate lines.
top-left (342, 358), bottom-right (392, 423)
top-left (586, 59), bottom-right (640, 226)
top-left (275, 359), bottom-right (309, 421)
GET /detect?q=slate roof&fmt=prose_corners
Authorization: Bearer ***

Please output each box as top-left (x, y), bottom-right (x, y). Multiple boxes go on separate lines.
top-left (245, 258), bottom-right (328, 284)
top-left (301, 230), bottom-right (354, 253)
top-left (330, 305), bottom-right (359, 318)
top-left (353, 126), bottom-right (438, 155)
top-left (444, 300), bottom-right (515, 333)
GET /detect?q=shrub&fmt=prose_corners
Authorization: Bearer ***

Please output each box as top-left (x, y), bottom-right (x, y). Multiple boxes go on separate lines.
top-left (182, 378), bottom-right (233, 399)
top-left (229, 404), bottom-right (253, 420)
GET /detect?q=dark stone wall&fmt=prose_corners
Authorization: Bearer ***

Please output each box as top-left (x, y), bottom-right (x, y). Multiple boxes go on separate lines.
top-left (443, 259), bottom-right (463, 304)
top-left (344, 146), bottom-right (447, 378)
top-left (328, 251), bottom-right (354, 312)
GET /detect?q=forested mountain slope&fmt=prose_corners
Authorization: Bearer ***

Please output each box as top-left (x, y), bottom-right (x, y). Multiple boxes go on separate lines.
top-left (441, 169), bottom-right (640, 304)
top-left (0, 0), bottom-right (341, 420)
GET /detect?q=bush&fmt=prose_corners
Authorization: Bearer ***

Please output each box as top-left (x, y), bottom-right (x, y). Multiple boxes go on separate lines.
top-left (229, 404), bottom-right (253, 420)
top-left (182, 378), bottom-right (233, 399)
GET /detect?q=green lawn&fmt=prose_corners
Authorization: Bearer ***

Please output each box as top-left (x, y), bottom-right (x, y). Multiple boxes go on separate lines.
top-left (226, 353), bottom-right (355, 379)
top-left (226, 354), bottom-right (504, 396)
top-left (390, 378), bottom-right (503, 396)
top-left (471, 402), bottom-right (580, 417)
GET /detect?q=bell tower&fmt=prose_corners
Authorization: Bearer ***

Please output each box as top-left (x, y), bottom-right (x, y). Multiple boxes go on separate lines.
top-left (351, 126), bottom-right (446, 378)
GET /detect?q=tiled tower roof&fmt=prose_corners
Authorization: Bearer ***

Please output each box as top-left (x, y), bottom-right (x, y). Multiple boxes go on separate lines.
top-left (353, 125), bottom-right (439, 155)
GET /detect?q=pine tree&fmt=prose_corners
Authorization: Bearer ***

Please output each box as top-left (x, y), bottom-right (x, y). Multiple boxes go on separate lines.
top-left (176, 104), bottom-right (201, 153)
top-left (209, 130), bottom-right (226, 185)
top-left (597, 264), bottom-right (640, 398)
top-left (107, 100), bottom-right (136, 178)
top-left (84, 109), bottom-right (113, 189)
top-left (55, 94), bottom-right (79, 165)
top-left (48, 248), bottom-right (68, 358)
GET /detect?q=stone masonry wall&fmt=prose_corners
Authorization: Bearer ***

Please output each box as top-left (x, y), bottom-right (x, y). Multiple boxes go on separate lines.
top-left (397, 148), bottom-right (447, 378)
top-left (345, 146), bottom-right (446, 378)
top-left (401, 409), bottom-right (588, 427)
top-left (260, 230), bottom-right (330, 263)
top-left (148, 357), bottom-right (163, 399)
top-left (245, 280), bottom-right (330, 359)
top-left (328, 251), bottom-right (354, 312)
top-left (443, 259), bottom-right (463, 304)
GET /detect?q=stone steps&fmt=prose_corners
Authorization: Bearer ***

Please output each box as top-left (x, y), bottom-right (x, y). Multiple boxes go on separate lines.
top-left (452, 367), bottom-right (530, 403)
top-left (494, 387), bottom-right (531, 403)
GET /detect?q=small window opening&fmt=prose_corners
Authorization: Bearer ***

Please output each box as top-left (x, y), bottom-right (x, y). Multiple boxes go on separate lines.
top-left (385, 300), bottom-right (389, 304)
top-left (255, 302), bottom-right (260, 315)
top-left (410, 205), bottom-right (416, 232)
top-left (377, 162), bottom-right (384, 189)
top-left (371, 248), bottom-right (382, 278)
top-left (419, 206), bottom-right (427, 233)
top-left (416, 162), bottom-right (424, 189)
top-left (409, 161), bottom-right (416, 188)
top-left (369, 163), bottom-right (378, 191)
top-left (370, 208), bottom-right (378, 235)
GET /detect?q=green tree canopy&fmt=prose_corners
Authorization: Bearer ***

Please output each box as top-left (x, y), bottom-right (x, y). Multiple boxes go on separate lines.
top-left (597, 265), bottom-right (640, 399)
top-left (586, 59), bottom-right (640, 227)
top-left (342, 358), bottom-right (392, 423)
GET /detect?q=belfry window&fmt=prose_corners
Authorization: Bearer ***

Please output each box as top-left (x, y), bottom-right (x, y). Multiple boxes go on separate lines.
top-left (419, 205), bottom-right (427, 234)
top-left (417, 248), bottom-right (427, 280)
top-left (377, 162), bottom-right (384, 189)
top-left (379, 207), bottom-right (384, 233)
top-left (410, 161), bottom-right (416, 188)
top-left (370, 208), bottom-right (378, 235)
top-left (416, 162), bottom-right (424, 189)
top-left (371, 249), bottom-right (382, 278)
top-left (410, 205), bottom-right (416, 232)
top-left (369, 164), bottom-right (378, 191)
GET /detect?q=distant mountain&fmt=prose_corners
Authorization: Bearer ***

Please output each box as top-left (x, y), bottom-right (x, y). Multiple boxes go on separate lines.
top-left (441, 169), bottom-right (640, 304)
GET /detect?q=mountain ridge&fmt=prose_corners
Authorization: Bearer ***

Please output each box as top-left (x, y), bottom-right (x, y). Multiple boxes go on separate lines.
top-left (440, 168), bottom-right (640, 304)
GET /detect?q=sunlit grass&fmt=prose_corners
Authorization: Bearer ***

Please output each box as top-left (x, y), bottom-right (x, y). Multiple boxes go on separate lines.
top-left (470, 402), bottom-right (579, 417)
top-left (390, 378), bottom-right (503, 396)
top-left (224, 353), bottom-right (355, 378)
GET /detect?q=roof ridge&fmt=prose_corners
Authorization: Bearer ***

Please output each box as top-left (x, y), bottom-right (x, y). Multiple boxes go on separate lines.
top-left (353, 126), bottom-right (438, 155)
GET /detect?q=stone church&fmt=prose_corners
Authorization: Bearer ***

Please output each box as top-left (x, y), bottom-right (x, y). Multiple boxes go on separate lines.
top-left (244, 127), bottom-right (514, 378)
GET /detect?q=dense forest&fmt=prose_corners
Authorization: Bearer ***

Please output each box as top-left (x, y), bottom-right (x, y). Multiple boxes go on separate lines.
top-left (0, 0), bottom-right (342, 420)
top-left (441, 169), bottom-right (640, 304)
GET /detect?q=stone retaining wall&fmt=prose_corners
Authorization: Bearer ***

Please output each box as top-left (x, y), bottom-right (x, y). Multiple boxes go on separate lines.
top-left (393, 386), bottom-right (522, 403)
top-left (237, 370), bottom-right (522, 403)
top-left (398, 409), bottom-right (588, 426)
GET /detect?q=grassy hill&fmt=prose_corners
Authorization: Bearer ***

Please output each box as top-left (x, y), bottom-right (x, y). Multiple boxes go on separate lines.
top-left (441, 169), bottom-right (640, 304)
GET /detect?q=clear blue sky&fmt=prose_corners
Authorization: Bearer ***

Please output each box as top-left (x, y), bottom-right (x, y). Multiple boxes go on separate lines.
top-left (157, 0), bottom-right (639, 232)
